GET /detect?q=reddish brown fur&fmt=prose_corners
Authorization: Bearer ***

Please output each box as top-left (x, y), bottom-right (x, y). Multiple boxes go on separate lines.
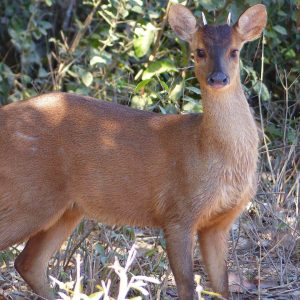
top-left (0, 4), bottom-right (267, 300)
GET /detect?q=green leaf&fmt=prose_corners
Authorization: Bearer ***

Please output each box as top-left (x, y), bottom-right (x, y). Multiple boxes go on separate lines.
top-left (186, 86), bottom-right (201, 95)
top-left (278, 10), bottom-right (287, 17)
top-left (169, 81), bottom-right (184, 101)
top-left (131, 95), bottom-right (149, 109)
top-left (38, 67), bottom-right (48, 78)
top-left (94, 243), bottom-right (105, 256)
top-left (159, 105), bottom-right (167, 114)
top-left (245, 0), bottom-right (260, 5)
top-left (82, 72), bottom-right (93, 87)
top-left (90, 56), bottom-right (106, 66)
top-left (133, 23), bottom-right (156, 58)
top-left (273, 25), bottom-right (287, 35)
top-left (127, 0), bottom-right (144, 14)
top-left (157, 76), bottom-right (169, 91)
top-left (142, 60), bottom-right (177, 80)
top-left (266, 124), bottom-right (282, 138)
top-left (40, 21), bottom-right (52, 30)
top-left (283, 49), bottom-right (296, 59)
top-left (183, 96), bottom-right (198, 104)
top-left (44, 0), bottom-right (53, 6)
top-left (183, 102), bottom-right (203, 113)
top-left (135, 79), bottom-right (152, 92)
top-left (253, 81), bottom-right (270, 101)
top-left (164, 104), bottom-right (178, 114)
top-left (200, 0), bottom-right (225, 12)
top-left (90, 52), bottom-right (112, 66)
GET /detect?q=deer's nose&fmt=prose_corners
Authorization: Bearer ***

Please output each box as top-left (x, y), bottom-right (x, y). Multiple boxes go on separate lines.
top-left (207, 72), bottom-right (229, 87)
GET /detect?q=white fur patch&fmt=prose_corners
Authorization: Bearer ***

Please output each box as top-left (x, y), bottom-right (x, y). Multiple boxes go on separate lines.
top-left (15, 131), bottom-right (38, 142)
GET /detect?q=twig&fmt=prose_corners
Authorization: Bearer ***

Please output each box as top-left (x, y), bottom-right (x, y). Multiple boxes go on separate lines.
top-left (63, 220), bottom-right (96, 271)
top-left (149, 0), bottom-right (172, 62)
top-left (63, 0), bottom-right (76, 31)
top-left (257, 33), bottom-right (275, 183)
top-left (69, 0), bottom-right (102, 53)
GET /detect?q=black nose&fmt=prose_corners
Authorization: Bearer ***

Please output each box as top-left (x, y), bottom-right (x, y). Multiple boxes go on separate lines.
top-left (207, 72), bottom-right (229, 87)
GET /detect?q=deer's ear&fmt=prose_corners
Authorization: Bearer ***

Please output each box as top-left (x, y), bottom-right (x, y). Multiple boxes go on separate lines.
top-left (234, 4), bottom-right (267, 42)
top-left (168, 4), bottom-right (197, 42)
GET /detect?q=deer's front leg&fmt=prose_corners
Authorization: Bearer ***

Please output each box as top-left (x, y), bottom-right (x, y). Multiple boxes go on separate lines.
top-left (198, 226), bottom-right (229, 298)
top-left (164, 225), bottom-right (195, 300)
top-left (198, 205), bottom-right (247, 298)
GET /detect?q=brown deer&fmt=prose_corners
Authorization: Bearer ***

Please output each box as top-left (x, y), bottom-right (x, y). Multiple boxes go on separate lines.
top-left (0, 4), bottom-right (267, 300)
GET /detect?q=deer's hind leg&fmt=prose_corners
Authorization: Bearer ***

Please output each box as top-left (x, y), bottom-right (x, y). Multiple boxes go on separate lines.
top-left (14, 205), bottom-right (83, 300)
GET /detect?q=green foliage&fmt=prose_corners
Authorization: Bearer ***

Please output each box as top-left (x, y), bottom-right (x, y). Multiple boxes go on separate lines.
top-left (0, 0), bottom-right (298, 115)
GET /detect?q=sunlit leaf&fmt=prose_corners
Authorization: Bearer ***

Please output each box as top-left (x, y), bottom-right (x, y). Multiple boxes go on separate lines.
top-left (90, 52), bottom-right (112, 66)
top-left (127, 0), bottom-right (144, 14)
top-left (142, 60), bottom-right (177, 80)
top-left (253, 81), bottom-right (270, 101)
top-left (44, 0), bottom-right (53, 6)
top-left (169, 81), bottom-right (184, 101)
top-left (90, 56), bottom-right (106, 66)
top-left (186, 86), bottom-right (201, 95)
top-left (133, 23), bottom-right (156, 58)
top-left (131, 95), bottom-right (149, 109)
top-left (182, 96), bottom-right (198, 104)
top-left (183, 102), bottom-right (203, 113)
top-left (82, 72), bottom-right (93, 87)
top-left (135, 79), bottom-right (152, 92)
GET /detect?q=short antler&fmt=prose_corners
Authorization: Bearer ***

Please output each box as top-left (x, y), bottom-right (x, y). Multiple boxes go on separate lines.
top-left (227, 12), bottom-right (231, 25)
top-left (201, 12), bottom-right (207, 26)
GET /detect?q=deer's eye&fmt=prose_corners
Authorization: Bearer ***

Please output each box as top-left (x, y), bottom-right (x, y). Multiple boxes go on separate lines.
top-left (196, 49), bottom-right (206, 58)
top-left (230, 49), bottom-right (239, 58)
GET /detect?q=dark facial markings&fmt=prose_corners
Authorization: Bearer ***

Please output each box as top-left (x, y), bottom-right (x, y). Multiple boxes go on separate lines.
top-left (202, 24), bottom-right (232, 47)
top-left (200, 25), bottom-right (233, 87)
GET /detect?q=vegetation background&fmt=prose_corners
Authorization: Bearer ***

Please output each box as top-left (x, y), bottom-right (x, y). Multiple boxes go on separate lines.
top-left (0, 0), bottom-right (299, 299)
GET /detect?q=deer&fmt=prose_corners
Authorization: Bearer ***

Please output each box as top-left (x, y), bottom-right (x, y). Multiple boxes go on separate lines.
top-left (0, 3), bottom-right (267, 300)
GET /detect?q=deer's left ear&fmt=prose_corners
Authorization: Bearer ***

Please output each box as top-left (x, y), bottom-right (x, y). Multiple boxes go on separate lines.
top-left (234, 4), bottom-right (267, 42)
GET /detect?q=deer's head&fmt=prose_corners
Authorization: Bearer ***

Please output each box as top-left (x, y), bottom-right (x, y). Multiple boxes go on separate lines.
top-left (168, 4), bottom-right (267, 92)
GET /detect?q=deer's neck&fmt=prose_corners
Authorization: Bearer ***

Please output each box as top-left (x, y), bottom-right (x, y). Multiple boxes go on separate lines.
top-left (200, 84), bottom-right (258, 150)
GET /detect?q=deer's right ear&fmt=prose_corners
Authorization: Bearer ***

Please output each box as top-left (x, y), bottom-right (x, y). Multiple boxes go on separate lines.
top-left (168, 4), bottom-right (197, 42)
